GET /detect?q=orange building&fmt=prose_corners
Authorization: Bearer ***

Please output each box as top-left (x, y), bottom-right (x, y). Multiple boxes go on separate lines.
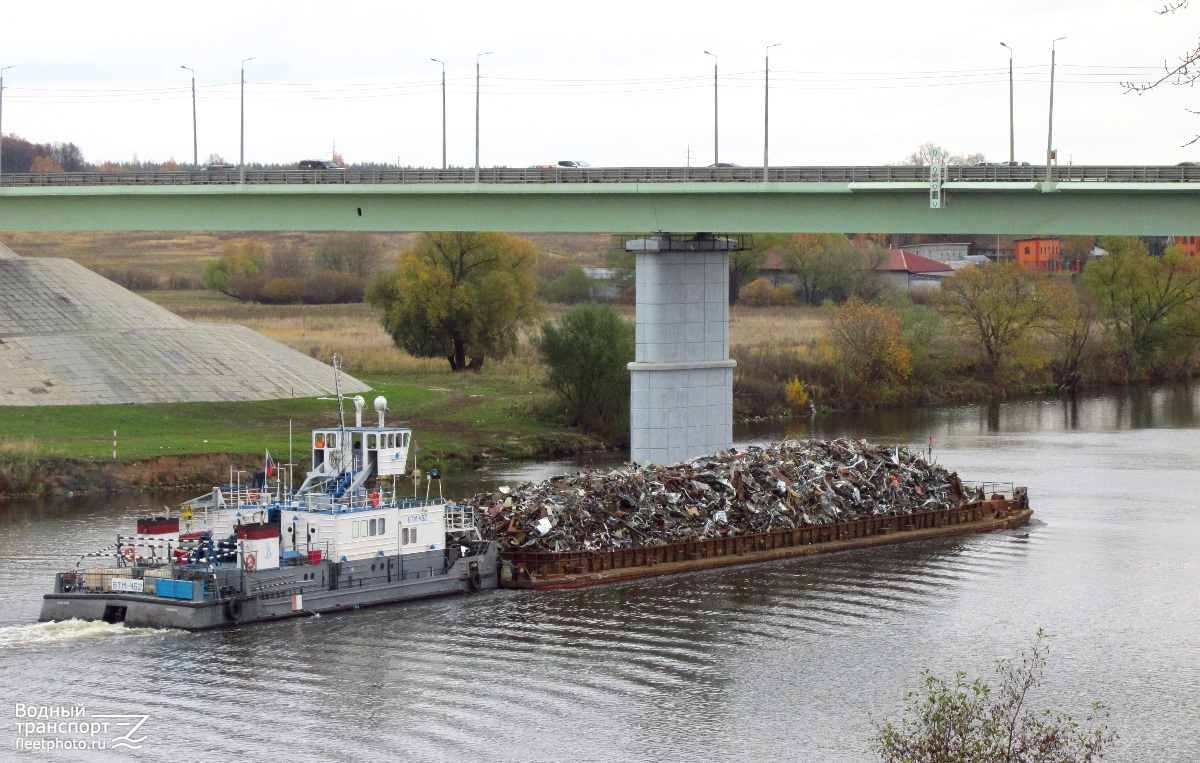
top-left (1013, 237), bottom-right (1062, 272)
top-left (1172, 236), bottom-right (1200, 257)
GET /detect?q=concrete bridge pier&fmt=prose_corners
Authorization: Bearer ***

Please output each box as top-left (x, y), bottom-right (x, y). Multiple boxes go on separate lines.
top-left (626, 234), bottom-right (741, 464)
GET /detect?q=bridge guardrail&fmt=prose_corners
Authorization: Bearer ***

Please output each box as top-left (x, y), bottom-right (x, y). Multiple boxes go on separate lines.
top-left (4, 165), bottom-right (1200, 187)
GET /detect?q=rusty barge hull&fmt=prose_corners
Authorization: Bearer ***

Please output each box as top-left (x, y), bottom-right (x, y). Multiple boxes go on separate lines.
top-left (500, 501), bottom-right (1032, 590)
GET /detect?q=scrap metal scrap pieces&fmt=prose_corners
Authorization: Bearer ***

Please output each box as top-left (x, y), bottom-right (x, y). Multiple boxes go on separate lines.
top-left (469, 439), bottom-right (976, 553)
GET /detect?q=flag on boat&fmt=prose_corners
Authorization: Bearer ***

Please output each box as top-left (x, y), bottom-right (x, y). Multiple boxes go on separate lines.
top-left (265, 450), bottom-right (275, 477)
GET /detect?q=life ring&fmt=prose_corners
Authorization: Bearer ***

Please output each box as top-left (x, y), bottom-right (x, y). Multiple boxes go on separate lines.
top-left (469, 569), bottom-right (482, 591)
top-left (225, 597), bottom-right (243, 621)
top-left (247, 488), bottom-right (259, 503)
top-left (244, 553), bottom-right (257, 571)
top-left (121, 547), bottom-right (136, 563)
top-left (369, 491), bottom-right (381, 508)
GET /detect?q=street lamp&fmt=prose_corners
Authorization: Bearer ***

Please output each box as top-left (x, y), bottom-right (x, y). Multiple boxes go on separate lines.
top-left (240, 56), bottom-right (255, 183)
top-left (1046, 37), bottom-right (1065, 181)
top-left (704, 50), bottom-right (718, 167)
top-left (763, 43), bottom-right (781, 179)
top-left (431, 58), bottom-right (446, 170)
top-left (0, 66), bottom-right (13, 185)
top-left (1000, 43), bottom-right (1014, 164)
top-left (180, 65), bottom-right (197, 169)
top-left (475, 51), bottom-right (492, 183)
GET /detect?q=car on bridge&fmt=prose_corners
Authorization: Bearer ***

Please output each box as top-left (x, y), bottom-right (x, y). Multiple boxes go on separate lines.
top-left (200, 163), bottom-right (237, 172)
top-left (298, 160), bottom-right (344, 170)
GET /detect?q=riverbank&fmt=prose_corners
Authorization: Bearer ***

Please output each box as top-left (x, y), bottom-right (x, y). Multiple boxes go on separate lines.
top-left (0, 371), bottom-right (604, 497)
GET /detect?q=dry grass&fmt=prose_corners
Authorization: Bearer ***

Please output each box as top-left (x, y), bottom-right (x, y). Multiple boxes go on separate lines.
top-left (143, 293), bottom-right (826, 380)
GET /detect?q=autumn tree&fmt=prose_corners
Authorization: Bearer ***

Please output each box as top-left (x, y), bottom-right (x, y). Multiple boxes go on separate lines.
top-left (871, 631), bottom-right (1118, 763)
top-left (824, 299), bottom-right (912, 393)
top-left (780, 233), bottom-right (868, 304)
top-left (935, 263), bottom-right (1051, 379)
top-left (1081, 237), bottom-right (1200, 380)
top-left (1043, 281), bottom-right (1100, 394)
top-left (534, 304), bottom-right (634, 443)
top-left (367, 232), bottom-right (540, 371)
top-left (28, 155), bottom-right (64, 173)
top-left (202, 238), bottom-right (267, 296)
top-left (315, 233), bottom-right (381, 277)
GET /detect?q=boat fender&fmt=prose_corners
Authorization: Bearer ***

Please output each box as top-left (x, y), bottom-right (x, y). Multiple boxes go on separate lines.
top-left (122, 547), bottom-right (136, 563)
top-left (225, 597), bottom-right (243, 622)
top-left (468, 566), bottom-right (482, 592)
top-left (369, 491), bottom-right (381, 508)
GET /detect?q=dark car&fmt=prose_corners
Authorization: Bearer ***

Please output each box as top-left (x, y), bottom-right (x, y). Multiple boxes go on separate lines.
top-left (298, 160), bottom-right (344, 170)
top-left (557, 160), bottom-right (591, 168)
top-left (200, 163), bottom-right (237, 171)
top-left (708, 163), bottom-right (741, 168)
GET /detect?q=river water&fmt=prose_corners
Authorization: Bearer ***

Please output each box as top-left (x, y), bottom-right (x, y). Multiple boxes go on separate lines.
top-left (1, 387), bottom-right (1198, 761)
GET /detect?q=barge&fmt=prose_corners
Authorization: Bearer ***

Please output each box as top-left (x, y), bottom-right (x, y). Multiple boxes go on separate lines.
top-left (499, 489), bottom-right (1031, 590)
top-left (40, 392), bottom-right (498, 630)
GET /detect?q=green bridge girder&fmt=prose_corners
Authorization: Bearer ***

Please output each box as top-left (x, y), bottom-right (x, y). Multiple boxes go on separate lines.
top-left (1, 181), bottom-right (1198, 234)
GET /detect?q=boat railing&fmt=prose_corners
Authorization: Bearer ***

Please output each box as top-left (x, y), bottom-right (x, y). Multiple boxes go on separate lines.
top-left (961, 481), bottom-right (1015, 498)
top-left (445, 506), bottom-right (483, 539)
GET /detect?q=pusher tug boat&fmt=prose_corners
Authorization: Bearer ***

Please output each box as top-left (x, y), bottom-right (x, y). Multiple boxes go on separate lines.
top-left (40, 387), bottom-right (498, 630)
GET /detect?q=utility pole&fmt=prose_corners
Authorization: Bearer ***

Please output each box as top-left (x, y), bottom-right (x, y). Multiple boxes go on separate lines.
top-left (475, 51), bottom-right (492, 184)
top-left (704, 51), bottom-right (718, 166)
top-left (0, 66), bottom-right (13, 185)
top-left (1046, 37), bottom-right (1065, 181)
top-left (181, 66), bottom-right (198, 168)
top-left (1000, 43), bottom-right (1014, 164)
top-left (763, 43), bottom-right (781, 180)
top-left (240, 57), bottom-right (255, 183)
top-left (431, 58), bottom-right (447, 169)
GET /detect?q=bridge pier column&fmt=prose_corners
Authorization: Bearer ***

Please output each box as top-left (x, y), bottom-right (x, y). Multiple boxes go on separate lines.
top-left (627, 235), bottom-right (737, 464)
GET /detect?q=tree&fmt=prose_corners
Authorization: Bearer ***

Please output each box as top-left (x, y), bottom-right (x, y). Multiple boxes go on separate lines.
top-left (1081, 237), bottom-right (1200, 380)
top-left (1122, 1), bottom-right (1200, 144)
top-left (780, 233), bottom-right (860, 304)
top-left (28, 155), bottom-right (64, 173)
top-left (871, 631), bottom-right (1118, 763)
top-left (898, 142), bottom-right (986, 166)
top-left (824, 299), bottom-right (912, 393)
top-left (315, 233), bottom-right (380, 277)
top-left (533, 304), bottom-right (634, 443)
top-left (936, 263), bottom-right (1051, 379)
top-left (1043, 281), bottom-right (1100, 395)
top-left (367, 232), bottom-right (540, 372)
top-left (202, 238), bottom-right (267, 296)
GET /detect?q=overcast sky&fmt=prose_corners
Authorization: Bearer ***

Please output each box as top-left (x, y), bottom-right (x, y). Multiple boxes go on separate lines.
top-left (2, 0), bottom-right (1198, 168)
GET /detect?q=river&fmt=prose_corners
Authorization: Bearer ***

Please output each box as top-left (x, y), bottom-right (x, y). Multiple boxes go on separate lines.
top-left (1, 387), bottom-right (1197, 761)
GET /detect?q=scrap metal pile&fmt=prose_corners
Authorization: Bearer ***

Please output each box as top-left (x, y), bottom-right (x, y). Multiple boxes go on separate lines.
top-left (472, 439), bottom-right (976, 553)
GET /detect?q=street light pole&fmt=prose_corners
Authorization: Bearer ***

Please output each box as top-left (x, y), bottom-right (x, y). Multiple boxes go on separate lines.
top-left (475, 51), bottom-right (492, 184)
top-left (240, 56), bottom-right (255, 184)
top-left (181, 65), bottom-right (197, 169)
top-left (763, 43), bottom-right (781, 180)
top-left (1000, 43), bottom-right (1014, 164)
top-left (0, 66), bottom-right (13, 185)
top-left (1046, 37), bottom-right (1065, 181)
top-left (704, 50), bottom-right (718, 166)
top-left (431, 58), bottom-right (446, 170)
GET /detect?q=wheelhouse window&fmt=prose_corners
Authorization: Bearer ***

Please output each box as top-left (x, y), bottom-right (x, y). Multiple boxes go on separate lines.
top-left (369, 518), bottom-right (377, 536)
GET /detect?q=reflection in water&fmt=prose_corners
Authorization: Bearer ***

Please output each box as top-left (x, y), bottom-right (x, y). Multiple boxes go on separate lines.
top-left (1, 387), bottom-right (1198, 761)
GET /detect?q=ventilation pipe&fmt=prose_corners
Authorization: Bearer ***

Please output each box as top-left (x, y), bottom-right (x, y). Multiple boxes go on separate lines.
top-left (374, 396), bottom-right (388, 428)
top-left (353, 395), bottom-right (365, 427)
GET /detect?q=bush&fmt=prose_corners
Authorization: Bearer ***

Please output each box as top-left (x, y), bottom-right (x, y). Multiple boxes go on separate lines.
top-left (259, 277), bottom-right (305, 304)
top-left (824, 299), bottom-right (912, 392)
top-left (784, 377), bottom-right (810, 412)
top-left (538, 265), bottom-right (594, 304)
top-left (738, 277), bottom-right (774, 306)
top-left (533, 304), bottom-right (634, 445)
top-left (303, 270), bottom-right (367, 304)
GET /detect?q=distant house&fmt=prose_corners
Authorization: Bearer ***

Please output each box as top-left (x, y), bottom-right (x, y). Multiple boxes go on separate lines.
top-left (873, 249), bottom-right (954, 291)
top-left (903, 242), bottom-right (971, 263)
top-left (1013, 237), bottom-right (1062, 272)
top-left (1170, 235), bottom-right (1200, 258)
top-left (758, 248), bottom-right (797, 287)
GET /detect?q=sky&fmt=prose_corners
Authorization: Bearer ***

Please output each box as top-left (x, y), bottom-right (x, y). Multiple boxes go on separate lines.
top-left (2, 0), bottom-right (1199, 168)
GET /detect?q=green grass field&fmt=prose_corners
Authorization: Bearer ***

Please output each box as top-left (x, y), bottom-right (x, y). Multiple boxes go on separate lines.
top-left (0, 372), bottom-right (591, 466)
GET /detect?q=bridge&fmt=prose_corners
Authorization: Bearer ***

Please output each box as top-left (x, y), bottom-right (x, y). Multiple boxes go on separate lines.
top-left (4, 165), bottom-right (1199, 464)
top-left (2, 165), bottom-right (1200, 234)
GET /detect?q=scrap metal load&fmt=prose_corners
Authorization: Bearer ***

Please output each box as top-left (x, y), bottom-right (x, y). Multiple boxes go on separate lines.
top-left (473, 439), bottom-right (977, 553)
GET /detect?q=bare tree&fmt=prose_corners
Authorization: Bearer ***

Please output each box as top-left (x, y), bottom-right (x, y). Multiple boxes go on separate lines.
top-left (1123, 1), bottom-right (1200, 145)
top-left (315, 233), bottom-right (381, 277)
top-left (897, 142), bottom-right (986, 166)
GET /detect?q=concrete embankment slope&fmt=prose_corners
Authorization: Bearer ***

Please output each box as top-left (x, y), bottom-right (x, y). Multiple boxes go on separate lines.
top-left (0, 246), bottom-right (368, 405)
